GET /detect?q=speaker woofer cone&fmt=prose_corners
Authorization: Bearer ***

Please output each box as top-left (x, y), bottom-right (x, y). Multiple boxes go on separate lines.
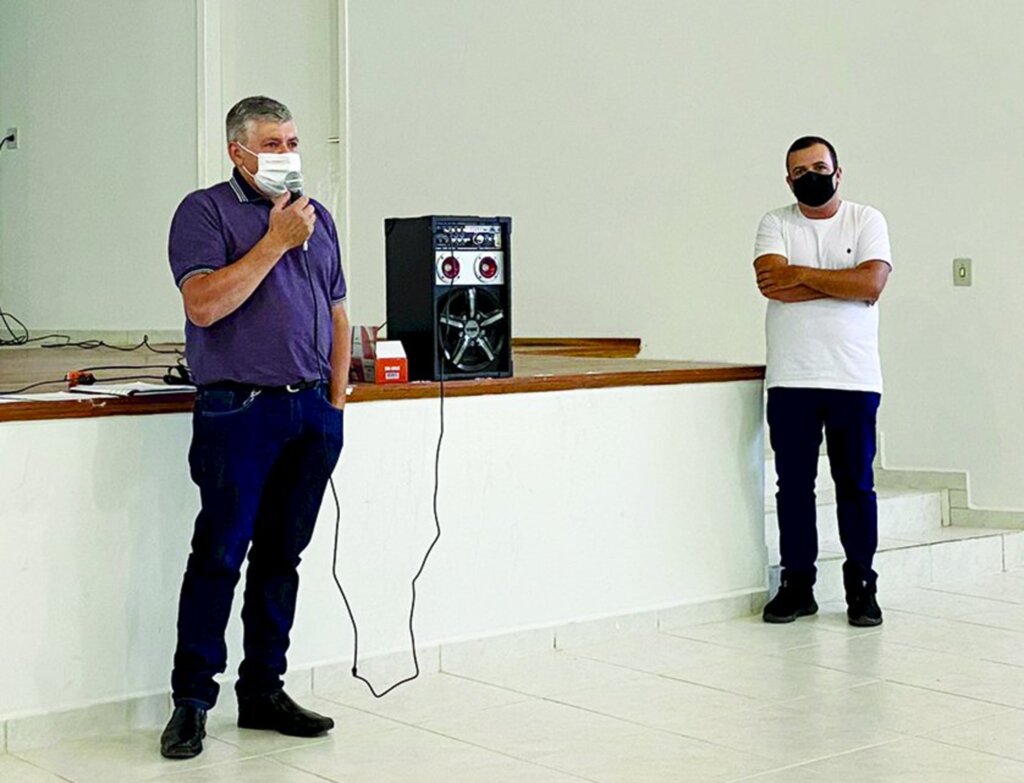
top-left (437, 286), bottom-right (506, 373)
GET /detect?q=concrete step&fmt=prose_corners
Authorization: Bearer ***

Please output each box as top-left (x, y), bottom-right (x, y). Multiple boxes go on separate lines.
top-left (764, 453), bottom-right (939, 501)
top-left (766, 488), bottom-right (944, 548)
top-left (766, 527), bottom-right (1024, 603)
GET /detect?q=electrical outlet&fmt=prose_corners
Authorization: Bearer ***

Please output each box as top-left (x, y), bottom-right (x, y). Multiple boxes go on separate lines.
top-left (4, 127), bottom-right (17, 150)
top-left (953, 258), bottom-right (972, 287)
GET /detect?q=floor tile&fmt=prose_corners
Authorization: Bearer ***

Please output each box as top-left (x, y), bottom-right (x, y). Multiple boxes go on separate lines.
top-left (12, 730), bottom-right (243, 783)
top-left (420, 698), bottom-right (776, 783)
top-left (272, 719), bottom-right (591, 783)
top-left (697, 678), bottom-right (1007, 768)
top-left (675, 690), bottom-right (903, 765)
top-left (442, 649), bottom-right (647, 698)
top-left (930, 536), bottom-right (1004, 580)
top-left (929, 574), bottom-right (1024, 604)
top-left (0, 754), bottom-right (68, 783)
top-left (815, 737), bottom-right (1024, 782)
top-left (663, 612), bottom-right (867, 655)
top-left (784, 634), bottom-right (1024, 707)
top-left (543, 669), bottom-right (760, 736)
top-left (866, 586), bottom-right (1018, 619)
top-left (536, 725), bottom-right (780, 783)
top-left (419, 697), bottom-right (640, 760)
top-left (574, 632), bottom-right (875, 702)
top-left (846, 609), bottom-right (1024, 667)
top-left (959, 604), bottom-right (1024, 634)
top-left (729, 763), bottom-right (852, 782)
top-left (147, 756), bottom-right (335, 782)
top-left (318, 671), bottom-right (529, 727)
top-left (926, 709), bottom-right (1024, 763)
top-left (23, 569), bottom-right (1024, 782)
top-left (569, 634), bottom-right (737, 677)
top-left (205, 699), bottom-right (396, 756)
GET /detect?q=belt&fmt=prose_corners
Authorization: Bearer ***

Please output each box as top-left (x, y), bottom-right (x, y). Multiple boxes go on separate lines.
top-left (198, 379), bottom-right (321, 395)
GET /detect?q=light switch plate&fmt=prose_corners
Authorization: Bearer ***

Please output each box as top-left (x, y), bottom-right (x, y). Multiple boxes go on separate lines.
top-left (953, 258), bottom-right (972, 287)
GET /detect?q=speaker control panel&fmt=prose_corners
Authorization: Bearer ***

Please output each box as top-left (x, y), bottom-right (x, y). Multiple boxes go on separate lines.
top-left (434, 221), bottom-right (503, 251)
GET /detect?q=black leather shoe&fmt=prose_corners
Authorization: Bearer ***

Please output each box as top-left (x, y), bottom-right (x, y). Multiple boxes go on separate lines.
top-left (160, 705), bottom-right (206, 759)
top-left (237, 690), bottom-right (335, 737)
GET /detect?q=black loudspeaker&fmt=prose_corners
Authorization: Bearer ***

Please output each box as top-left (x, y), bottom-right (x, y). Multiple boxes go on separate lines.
top-left (385, 216), bottom-right (513, 381)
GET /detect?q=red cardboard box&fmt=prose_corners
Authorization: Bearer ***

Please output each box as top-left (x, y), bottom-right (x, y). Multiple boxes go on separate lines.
top-left (348, 326), bottom-right (408, 384)
top-left (374, 340), bottom-right (408, 384)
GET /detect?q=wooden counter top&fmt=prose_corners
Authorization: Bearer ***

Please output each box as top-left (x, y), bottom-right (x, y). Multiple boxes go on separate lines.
top-left (0, 340), bottom-right (763, 423)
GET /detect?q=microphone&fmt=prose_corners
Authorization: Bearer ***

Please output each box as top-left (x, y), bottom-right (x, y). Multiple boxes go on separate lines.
top-left (283, 171), bottom-right (309, 250)
top-left (284, 170), bottom-right (304, 203)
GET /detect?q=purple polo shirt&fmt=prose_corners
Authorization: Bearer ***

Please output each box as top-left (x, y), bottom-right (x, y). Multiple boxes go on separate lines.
top-left (168, 169), bottom-right (346, 387)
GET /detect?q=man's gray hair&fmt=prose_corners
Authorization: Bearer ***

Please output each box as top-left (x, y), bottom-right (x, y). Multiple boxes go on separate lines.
top-left (225, 96), bottom-right (292, 145)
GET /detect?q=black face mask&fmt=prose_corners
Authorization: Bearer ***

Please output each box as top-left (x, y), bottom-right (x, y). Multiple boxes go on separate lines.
top-left (791, 171), bottom-right (837, 207)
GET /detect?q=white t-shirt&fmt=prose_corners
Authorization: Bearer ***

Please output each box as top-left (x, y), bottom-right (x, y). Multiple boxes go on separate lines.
top-left (754, 200), bottom-right (892, 393)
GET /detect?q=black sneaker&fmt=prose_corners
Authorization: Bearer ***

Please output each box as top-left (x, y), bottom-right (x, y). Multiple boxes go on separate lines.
top-left (847, 591), bottom-right (883, 627)
top-left (762, 581), bottom-right (818, 624)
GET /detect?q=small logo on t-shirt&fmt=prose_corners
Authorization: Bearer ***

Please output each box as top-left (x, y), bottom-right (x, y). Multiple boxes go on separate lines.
top-left (847, 248), bottom-right (852, 254)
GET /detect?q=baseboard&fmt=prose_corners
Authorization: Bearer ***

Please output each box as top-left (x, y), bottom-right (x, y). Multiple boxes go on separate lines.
top-left (0, 588), bottom-right (766, 752)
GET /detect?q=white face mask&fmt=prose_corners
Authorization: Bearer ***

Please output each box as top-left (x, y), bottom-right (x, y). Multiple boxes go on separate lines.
top-left (237, 143), bottom-right (301, 198)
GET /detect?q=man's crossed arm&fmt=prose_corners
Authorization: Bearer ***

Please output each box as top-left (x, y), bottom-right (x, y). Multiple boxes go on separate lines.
top-left (754, 254), bottom-right (890, 305)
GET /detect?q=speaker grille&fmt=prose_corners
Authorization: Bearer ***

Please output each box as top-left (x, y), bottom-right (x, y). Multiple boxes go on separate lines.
top-left (437, 286), bottom-right (507, 373)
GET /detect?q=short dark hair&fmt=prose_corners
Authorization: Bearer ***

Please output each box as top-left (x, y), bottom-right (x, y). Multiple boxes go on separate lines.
top-left (225, 96), bottom-right (292, 145)
top-left (786, 136), bottom-right (838, 173)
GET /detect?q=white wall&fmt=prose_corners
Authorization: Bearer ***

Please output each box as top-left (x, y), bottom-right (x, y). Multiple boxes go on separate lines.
top-left (0, 0), bottom-right (196, 331)
top-left (344, 0), bottom-right (1024, 509)
top-left (216, 0), bottom-right (343, 212)
top-left (3, 1), bottom-right (1024, 512)
top-left (0, 382), bottom-right (764, 719)
top-left (0, 0), bottom-right (342, 332)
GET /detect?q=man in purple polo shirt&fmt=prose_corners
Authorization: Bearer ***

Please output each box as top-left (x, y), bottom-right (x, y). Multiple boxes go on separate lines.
top-left (160, 96), bottom-right (350, 760)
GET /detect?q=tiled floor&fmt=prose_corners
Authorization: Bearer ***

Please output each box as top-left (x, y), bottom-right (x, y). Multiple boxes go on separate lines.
top-left (11, 572), bottom-right (1024, 781)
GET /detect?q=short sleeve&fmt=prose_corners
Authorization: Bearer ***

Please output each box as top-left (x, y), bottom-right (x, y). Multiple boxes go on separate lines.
top-left (168, 192), bottom-right (229, 288)
top-left (855, 207), bottom-right (892, 267)
top-left (754, 212), bottom-right (786, 260)
top-left (323, 208), bottom-right (347, 304)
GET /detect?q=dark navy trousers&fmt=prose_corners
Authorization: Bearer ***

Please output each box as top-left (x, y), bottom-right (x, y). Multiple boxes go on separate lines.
top-left (171, 383), bottom-right (343, 709)
top-left (767, 387), bottom-right (880, 590)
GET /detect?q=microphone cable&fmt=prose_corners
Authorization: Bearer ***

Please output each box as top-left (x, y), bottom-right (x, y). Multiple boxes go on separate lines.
top-left (298, 201), bottom-right (446, 699)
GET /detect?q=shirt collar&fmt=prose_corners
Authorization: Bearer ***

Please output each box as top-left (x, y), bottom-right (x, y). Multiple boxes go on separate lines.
top-left (230, 167), bottom-right (267, 203)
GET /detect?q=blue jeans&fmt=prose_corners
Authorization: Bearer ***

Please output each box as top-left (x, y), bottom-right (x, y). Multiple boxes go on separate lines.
top-left (171, 383), bottom-right (344, 708)
top-left (767, 387), bottom-right (880, 590)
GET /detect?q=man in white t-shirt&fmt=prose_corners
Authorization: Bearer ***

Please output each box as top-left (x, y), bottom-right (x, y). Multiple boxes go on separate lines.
top-left (754, 136), bottom-right (892, 627)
